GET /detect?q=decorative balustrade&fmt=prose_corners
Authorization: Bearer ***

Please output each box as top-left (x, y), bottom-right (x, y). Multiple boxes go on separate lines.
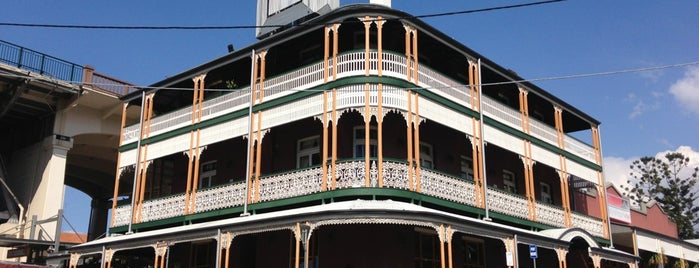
top-left (536, 201), bottom-right (566, 227)
top-left (487, 187), bottom-right (530, 220)
top-left (112, 159), bottom-right (604, 238)
top-left (481, 95), bottom-right (523, 131)
top-left (120, 49), bottom-right (596, 165)
top-left (140, 193), bottom-right (187, 223)
top-left (571, 212), bottom-right (605, 237)
top-left (194, 181), bottom-right (247, 213)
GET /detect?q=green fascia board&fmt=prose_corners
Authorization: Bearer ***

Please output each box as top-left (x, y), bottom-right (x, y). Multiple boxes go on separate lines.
top-left (118, 75), bottom-right (600, 171)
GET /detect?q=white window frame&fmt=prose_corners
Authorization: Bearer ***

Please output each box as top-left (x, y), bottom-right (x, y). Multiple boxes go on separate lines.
top-left (503, 170), bottom-right (517, 194)
top-left (419, 142), bottom-right (434, 169)
top-left (540, 182), bottom-right (552, 204)
top-left (460, 155), bottom-right (474, 180)
top-left (297, 135), bottom-right (321, 168)
top-left (353, 126), bottom-right (377, 158)
top-left (199, 160), bottom-right (217, 188)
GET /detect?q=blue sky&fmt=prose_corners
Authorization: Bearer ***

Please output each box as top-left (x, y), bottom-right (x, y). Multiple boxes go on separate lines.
top-left (2, 1), bottom-right (698, 233)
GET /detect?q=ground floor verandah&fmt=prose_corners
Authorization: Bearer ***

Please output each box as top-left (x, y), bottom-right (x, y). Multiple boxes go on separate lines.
top-left (57, 200), bottom-right (636, 268)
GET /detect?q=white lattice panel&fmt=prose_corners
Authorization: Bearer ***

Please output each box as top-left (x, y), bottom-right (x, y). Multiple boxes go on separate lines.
top-left (571, 213), bottom-right (604, 237)
top-left (536, 202), bottom-right (565, 227)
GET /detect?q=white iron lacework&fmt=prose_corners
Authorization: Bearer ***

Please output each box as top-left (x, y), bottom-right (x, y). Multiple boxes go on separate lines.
top-left (111, 161), bottom-right (602, 237)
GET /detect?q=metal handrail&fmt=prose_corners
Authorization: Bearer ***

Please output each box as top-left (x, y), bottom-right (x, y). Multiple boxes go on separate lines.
top-left (0, 40), bottom-right (83, 83)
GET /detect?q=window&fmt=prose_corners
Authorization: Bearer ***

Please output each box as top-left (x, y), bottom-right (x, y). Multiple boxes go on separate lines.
top-left (297, 136), bottom-right (321, 168)
top-left (461, 236), bottom-right (486, 268)
top-left (199, 160), bottom-right (217, 188)
top-left (540, 182), bottom-right (553, 204)
top-left (190, 241), bottom-right (213, 268)
top-left (460, 155), bottom-right (474, 180)
top-left (414, 230), bottom-right (440, 268)
top-left (145, 159), bottom-right (174, 199)
top-left (420, 142), bottom-right (434, 169)
top-left (353, 126), bottom-right (377, 158)
top-left (503, 170), bottom-right (517, 194)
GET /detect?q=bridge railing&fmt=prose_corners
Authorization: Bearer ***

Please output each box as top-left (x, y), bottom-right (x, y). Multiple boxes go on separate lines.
top-left (0, 40), bottom-right (83, 83)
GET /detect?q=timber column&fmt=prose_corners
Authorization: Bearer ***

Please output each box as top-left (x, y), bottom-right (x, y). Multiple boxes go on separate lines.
top-left (134, 92), bottom-right (155, 223)
top-left (219, 232), bottom-right (234, 268)
top-left (153, 242), bottom-right (169, 268)
top-left (363, 16), bottom-right (372, 187)
top-left (184, 74), bottom-right (207, 215)
top-left (592, 126), bottom-right (610, 239)
top-left (554, 106), bottom-right (573, 227)
top-left (323, 23), bottom-right (340, 190)
top-left (110, 103), bottom-right (128, 227)
top-left (502, 237), bottom-right (518, 268)
top-left (555, 247), bottom-right (568, 268)
top-left (437, 225), bottom-right (454, 268)
top-left (518, 87), bottom-right (537, 221)
top-left (468, 59), bottom-right (486, 208)
top-left (247, 51), bottom-right (268, 203)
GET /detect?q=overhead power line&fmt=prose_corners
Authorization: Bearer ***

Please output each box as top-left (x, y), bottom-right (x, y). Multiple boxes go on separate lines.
top-left (2, 60), bottom-right (697, 93)
top-left (0, 0), bottom-right (563, 30)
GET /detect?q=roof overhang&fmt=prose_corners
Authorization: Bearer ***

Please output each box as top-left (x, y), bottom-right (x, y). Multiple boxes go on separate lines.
top-left (70, 200), bottom-right (634, 264)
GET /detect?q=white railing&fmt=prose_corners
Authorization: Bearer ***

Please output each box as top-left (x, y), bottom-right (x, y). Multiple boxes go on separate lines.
top-left (529, 118), bottom-right (559, 146)
top-left (487, 188), bottom-right (530, 220)
top-left (536, 202), bottom-right (566, 227)
top-left (122, 87), bottom-right (251, 144)
top-left (111, 159), bottom-right (604, 237)
top-left (481, 95), bottom-right (523, 131)
top-left (418, 62), bottom-right (472, 109)
top-left (140, 193), bottom-right (186, 223)
top-left (571, 212), bottom-right (605, 237)
top-left (421, 168), bottom-right (477, 206)
top-left (194, 181), bottom-right (247, 213)
top-left (565, 136), bottom-right (597, 163)
top-left (258, 166), bottom-right (324, 202)
top-left (121, 50), bottom-right (595, 164)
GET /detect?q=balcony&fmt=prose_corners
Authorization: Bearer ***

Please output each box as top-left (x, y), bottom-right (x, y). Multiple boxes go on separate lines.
top-left (120, 50), bottom-right (596, 164)
top-left (112, 159), bottom-right (604, 237)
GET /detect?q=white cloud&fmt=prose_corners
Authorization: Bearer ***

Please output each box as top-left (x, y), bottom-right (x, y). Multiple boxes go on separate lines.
top-left (654, 145), bottom-right (699, 179)
top-left (669, 67), bottom-right (699, 114)
top-left (603, 146), bottom-right (699, 195)
top-left (603, 156), bottom-right (634, 194)
top-left (624, 92), bottom-right (660, 119)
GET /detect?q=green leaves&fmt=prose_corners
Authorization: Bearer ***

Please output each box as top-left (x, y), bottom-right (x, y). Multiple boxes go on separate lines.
top-left (624, 152), bottom-right (699, 239)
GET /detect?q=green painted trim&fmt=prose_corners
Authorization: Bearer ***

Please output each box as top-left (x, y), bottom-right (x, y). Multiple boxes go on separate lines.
top-left (119, 75), bottom-right (414, 152)
top-left (482, 116), bottom-right (602, 171)
top-left (109, 187), bottom-right (568, 235)
top-left (119, 74), bottom-right (600, 171)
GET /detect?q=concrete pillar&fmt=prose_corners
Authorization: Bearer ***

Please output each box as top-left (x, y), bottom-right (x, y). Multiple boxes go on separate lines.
top-left (87, 198), bottom-right (109, 241)
top-left (27, 134), bottom-right (72, 239)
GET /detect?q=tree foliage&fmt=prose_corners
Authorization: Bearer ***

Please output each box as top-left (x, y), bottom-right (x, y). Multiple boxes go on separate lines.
top-left (624, 152), bottom-right (699, 239)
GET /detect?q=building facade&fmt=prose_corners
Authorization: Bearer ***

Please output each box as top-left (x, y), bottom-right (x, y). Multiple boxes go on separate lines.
top-left (65, 2), bottom-right (638, 268)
